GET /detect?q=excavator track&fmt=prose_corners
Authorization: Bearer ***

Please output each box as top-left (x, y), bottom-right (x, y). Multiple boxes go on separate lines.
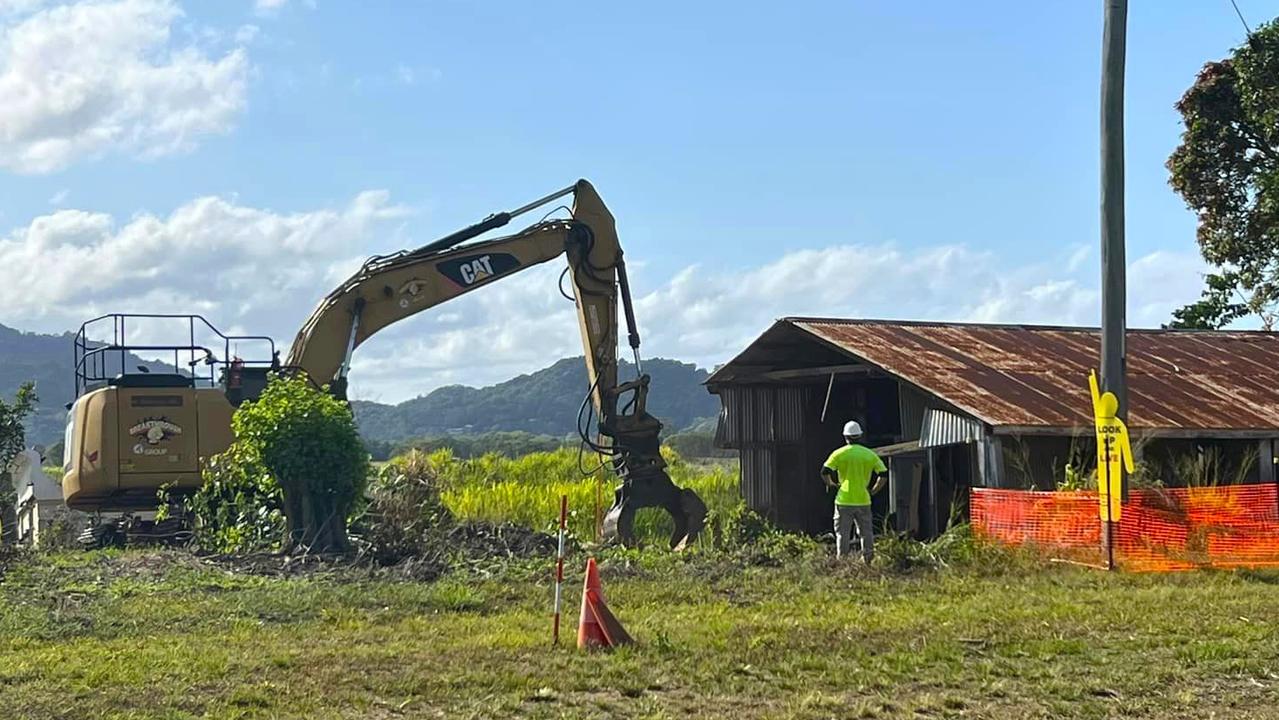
top-left (78, 515), bottom-right (193, 549)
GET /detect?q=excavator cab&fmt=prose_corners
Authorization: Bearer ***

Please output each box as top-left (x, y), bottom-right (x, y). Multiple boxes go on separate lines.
top-left (62, 314), bottom-right (276, 513)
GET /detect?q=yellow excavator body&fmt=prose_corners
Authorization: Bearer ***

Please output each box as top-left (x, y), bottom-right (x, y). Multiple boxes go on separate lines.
top-left (63, 382), bottom-right (234, 511)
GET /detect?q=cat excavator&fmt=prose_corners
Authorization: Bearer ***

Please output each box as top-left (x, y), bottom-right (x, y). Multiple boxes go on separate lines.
top-left (62, 180), bottom-right (707, 548)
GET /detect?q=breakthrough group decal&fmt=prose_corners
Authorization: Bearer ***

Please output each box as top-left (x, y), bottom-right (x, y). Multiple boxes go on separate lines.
top-left (129, 418), bottom-right (182, 456)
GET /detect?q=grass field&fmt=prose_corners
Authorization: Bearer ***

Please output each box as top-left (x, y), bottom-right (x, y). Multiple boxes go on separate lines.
top-left (3, 544), bottom-right (1279, 719)
top-left (420, 447), bottom-right (741, 544)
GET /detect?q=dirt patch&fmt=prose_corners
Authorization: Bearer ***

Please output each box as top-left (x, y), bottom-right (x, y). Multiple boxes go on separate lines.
top-left (447, 521), bottom-right (558, 559)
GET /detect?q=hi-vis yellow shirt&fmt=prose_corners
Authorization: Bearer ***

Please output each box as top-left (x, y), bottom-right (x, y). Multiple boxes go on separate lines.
top-left (824, 444), bottom-right (886, 506)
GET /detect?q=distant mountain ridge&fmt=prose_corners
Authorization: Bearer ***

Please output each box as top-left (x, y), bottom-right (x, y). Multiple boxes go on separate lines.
top-left (352, 357), bottom-right (718, 442)
top-left (0, 323), bottom-right (177, 444)
top-left (1, 323), bottom-right (718, 445)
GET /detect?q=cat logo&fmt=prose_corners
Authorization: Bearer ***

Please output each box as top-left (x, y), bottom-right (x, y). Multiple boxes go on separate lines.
top-left (437, 252), bottom-right (521, 288)
top-left (458, 255), bottom-right (495, 285)
top-left (129, 418), bottom-right (182, 456)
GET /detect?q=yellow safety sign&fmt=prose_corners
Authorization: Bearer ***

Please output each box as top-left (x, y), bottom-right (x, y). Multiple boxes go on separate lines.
top-left (1089, 369), bottom-right (1133, 521)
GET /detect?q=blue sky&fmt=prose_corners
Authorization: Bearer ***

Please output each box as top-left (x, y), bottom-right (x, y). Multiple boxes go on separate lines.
top-left (0, 1), bottom-right (1265, 401)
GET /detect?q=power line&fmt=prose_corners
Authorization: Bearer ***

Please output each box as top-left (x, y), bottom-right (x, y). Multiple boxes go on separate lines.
top-left (1229, 0), bottom-right (1253, 36)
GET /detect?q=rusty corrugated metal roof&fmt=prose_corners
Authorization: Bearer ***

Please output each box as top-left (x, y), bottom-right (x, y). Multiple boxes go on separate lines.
top-left (765, 318), bottom-right (1279, 432)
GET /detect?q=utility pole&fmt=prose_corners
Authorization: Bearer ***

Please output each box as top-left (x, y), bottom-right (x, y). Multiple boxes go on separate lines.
top-left (1100, 0), bottom-right (1127, 429)
top-left (1100, 0), bottom-right (1128, 564)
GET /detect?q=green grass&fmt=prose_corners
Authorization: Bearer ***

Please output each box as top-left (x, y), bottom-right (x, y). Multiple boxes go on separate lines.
top-left (3, 546), bottom-right (1279, 719)
top-left (432, 447), bottom-right (740, 544)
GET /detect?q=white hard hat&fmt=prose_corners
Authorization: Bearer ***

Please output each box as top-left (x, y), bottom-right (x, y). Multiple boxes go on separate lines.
top-left (843, 420), bottom-right (863, 437)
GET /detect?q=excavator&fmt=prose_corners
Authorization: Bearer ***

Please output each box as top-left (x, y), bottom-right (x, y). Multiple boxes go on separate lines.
top-left (62, 180), bottom-right (707, 548)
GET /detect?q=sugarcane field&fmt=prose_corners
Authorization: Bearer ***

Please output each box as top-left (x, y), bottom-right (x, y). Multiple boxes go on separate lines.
top-left (5, 2), bottom-right (1279, 718)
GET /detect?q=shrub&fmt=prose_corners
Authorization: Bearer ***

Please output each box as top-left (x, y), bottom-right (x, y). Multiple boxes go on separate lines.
top-left (186, 444), bottom-right (285, 554)
top-left (358, 450), bottom-right (453, 565)
top-left (234, 374), bottom-right (369, 553)
top-left (0, 382), bottom-right (36, 543)
top-left (705, 501), bottom-right (772, 550)
top-left (185, 374), bottom-right (368, 554)
top-left (874, 523), bottom-right (992, 571)
top-left (37, 507), bottom-right (86, 551)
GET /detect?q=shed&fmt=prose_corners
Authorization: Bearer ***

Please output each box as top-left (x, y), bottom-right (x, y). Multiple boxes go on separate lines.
top-left (706, 318), bottom-right (1279, 537)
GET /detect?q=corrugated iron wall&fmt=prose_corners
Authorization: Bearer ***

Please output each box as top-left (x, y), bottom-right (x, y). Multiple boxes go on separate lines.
top-left (920, 408), bottom-right (983, 448)
top-left (898, 384), bottom-right (930, 442)
top-left (714, 386), bottom-right (806, 447)
top-left (741, 447), bottom-right (775, 514)
top-left (714, 386), bottom-right (807, 522)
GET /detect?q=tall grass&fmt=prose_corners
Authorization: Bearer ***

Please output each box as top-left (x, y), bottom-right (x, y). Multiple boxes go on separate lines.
top-left (426, 446), bottom-right (740, 545)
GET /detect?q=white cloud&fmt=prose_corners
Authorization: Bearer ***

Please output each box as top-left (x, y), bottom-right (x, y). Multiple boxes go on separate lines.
top-left (396, 64), bottom-right (415, 85)
top-left (253, 0), bottom-right (287, 14)
top-left (0, 191), bottom-right (411, 348)
top-left (349, 243), bottom-right (1210, 402)
top-left (0, 188), bottom-right (1213, 403)
top-left (46, 188), bottom-right (67, 205)
top-left (1065, 244), bottom-right (1090, 272)
top-left (0, 1), bottom-right (46, 15)
top-left (233, 23), bottom-right (259, 45)
top-left (254, 0), bottom-right (312, 17)
top-left (0, 0), bottom-right (249, 173)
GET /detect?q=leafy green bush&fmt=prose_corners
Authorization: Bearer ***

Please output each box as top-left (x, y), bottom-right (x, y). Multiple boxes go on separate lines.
top-left (873, 524), bottom-right (1002, 572)
top-left (235, 374), bottom-right (369, 553)
top-left (186, 445), bottom-right (285, 554)
top-left (185, 374), bottom-right (368, 554)
top-left (705, 502), bottom-right (772, 550)
top-left (1, 383), bottom-right (37, 540)
top-left (36, 507), bottom-right (85, 551)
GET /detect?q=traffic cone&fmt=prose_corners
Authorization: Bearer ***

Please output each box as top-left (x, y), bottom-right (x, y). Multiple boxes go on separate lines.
top-left (577, 557), bottom-right (633, 649)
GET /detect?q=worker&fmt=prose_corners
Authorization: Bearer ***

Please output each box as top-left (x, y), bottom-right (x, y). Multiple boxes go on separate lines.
top-left (820, 420), bottom-right (887, 561)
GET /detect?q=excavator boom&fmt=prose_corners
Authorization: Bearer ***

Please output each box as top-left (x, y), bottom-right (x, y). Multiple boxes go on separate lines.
top-left (287, 179), bottom-right (704, 546)
top-left (288, 182), bottom-right (621, 410)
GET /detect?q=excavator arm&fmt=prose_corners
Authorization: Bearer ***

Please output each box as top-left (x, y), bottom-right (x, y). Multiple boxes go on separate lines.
top-left (286, 180), bottom-right (706, 548)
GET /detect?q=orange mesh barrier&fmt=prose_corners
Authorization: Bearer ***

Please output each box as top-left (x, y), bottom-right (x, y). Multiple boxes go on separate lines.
top-left (971, 484), bottom-right (1279, 572)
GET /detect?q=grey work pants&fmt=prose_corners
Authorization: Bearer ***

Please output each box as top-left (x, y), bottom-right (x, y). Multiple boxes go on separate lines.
top-left (833, 504), bottom-right (874, 562)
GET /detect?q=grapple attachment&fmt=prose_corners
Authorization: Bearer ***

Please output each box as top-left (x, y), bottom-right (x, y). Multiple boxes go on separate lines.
top-left (602, 467), bottom-right (708, 549)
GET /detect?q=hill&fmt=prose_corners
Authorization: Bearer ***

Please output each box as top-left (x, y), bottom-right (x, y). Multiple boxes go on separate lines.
top-left (1, 323), bottom-right (718, 445)
top-left (0, 323), bottom-right (177, 444)
top-left (352, 357), bottom-right (718, 442)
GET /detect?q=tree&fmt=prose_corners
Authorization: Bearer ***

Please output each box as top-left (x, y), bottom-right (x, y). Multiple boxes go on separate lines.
top-left (1167, 21), bottom-right (1279, 330)
top-left (231, 374), bottom-right (368, 553)
top-left (0, 383), bottom-right (38, 543)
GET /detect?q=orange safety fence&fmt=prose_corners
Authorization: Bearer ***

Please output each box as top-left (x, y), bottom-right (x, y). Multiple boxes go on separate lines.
top-left (971, 484), bottom-right (1279, 572)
